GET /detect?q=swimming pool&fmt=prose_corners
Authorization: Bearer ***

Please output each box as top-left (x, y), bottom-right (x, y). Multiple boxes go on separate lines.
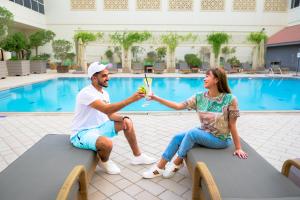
top-left (0, 77), bottom-right (299, 112)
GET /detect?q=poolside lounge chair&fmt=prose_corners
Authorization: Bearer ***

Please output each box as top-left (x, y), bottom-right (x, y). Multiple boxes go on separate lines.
top-left (153, 62), bottom-right (166, 74)
top-left (107, 63), bottom-right (118, 74)
top-left (132, 62), bottom-right (144, 74)
top-left (0, 134), bottom-right (98, 200)
top-left (179, 61), bottom-right (191, 74)
top-left (186, 138), bottom-right (300, 200)
top-left (224, 63), bottom-right (239, 74)
top-left (201, 62), bottom-right (210, 73)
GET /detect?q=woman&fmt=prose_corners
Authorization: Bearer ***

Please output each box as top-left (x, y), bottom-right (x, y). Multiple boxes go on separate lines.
top-left (143, 67), bottom-right (248, 179)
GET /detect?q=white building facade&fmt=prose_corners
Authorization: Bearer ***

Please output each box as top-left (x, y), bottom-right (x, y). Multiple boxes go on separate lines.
top-left (1, 0), bottom-right (300, 66)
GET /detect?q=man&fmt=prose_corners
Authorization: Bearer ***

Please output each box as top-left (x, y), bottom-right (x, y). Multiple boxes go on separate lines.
top-left (70, 61), bottom-right (155, 174)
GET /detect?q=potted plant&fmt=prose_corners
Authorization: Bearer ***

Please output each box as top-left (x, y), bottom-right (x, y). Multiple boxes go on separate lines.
top-left (29, 29), bottom-right (55, 73)
top-left (227, 56), bottom-right (241, 69)
top-left (30, 53), bottom-right (50, 73)
top-left (184, 54), bottom-right (202, 73)
top-left (2, 32), bottom-right (30, 76)
top-left (52, 39), bottom-right (73, 73)
top-left (0, 6), bottom-right (14, 78)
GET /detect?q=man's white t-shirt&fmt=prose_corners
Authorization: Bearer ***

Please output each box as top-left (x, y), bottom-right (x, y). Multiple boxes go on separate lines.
top-left (71, 84), bottom-right (110, 137)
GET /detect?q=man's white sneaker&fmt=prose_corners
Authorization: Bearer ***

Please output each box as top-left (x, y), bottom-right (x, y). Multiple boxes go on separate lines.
top-left (142, 165), bottom-right (164, 179)
top-left (98, 160), bottom-right (121, 175)
top-left (131, 153), bottom-right (156, 165)
top-left (163, 162), bottom-right (183, 178)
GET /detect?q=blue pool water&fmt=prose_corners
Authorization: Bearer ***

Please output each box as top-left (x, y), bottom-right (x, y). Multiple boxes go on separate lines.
top-left (0, 77), bottom-right (299, 112)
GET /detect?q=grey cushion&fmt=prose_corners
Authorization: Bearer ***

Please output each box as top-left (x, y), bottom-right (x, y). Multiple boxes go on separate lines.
top-left (187, 139), bottom-right (300, 199)
top-left (0, 134), bottom-right (97, 200)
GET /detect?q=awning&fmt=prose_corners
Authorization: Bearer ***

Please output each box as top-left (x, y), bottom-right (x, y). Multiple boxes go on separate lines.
top-left (267, 24), bottom-right (300, 47)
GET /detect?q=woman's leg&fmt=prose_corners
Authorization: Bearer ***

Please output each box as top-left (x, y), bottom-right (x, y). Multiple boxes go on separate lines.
top-left (174, 128), bottom-right (232, 165)
top-left (157, 132), bottom-right (186, 169)
top-left (143, 132), bottom-right (186, 178)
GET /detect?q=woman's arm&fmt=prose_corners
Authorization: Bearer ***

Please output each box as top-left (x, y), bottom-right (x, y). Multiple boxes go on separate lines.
top-left (150, 94), bottom-right (186, 110)
top-left (229, 99), bottom-right (248, 159)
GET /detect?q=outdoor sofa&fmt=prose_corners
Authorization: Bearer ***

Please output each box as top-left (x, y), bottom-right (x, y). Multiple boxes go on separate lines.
top-left (0, 134), bottom-right (98, 200)
top-left (186, 138), bottom-right (300, 200)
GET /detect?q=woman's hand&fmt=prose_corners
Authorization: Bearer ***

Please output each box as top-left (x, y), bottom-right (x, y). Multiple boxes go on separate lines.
top-left (148, 93), bottom-right (157, 101)
top-left (233, 149), bottom-right (248, 159)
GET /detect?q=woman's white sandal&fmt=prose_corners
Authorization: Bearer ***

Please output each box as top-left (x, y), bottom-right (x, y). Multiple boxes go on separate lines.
top-left (163, 163), bottom-right (183, 178)
top-left (142, 165), bottom-right (164, 179)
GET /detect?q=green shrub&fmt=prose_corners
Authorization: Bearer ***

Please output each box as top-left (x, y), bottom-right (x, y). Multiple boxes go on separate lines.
top-left (30, 53), bottom-right (50, 61)
top-left (2, 32), bottom-right (28, 60)
top-left (227, 56), bottom-right (241, 67)
top-left (184, 54), bottom-right (202, 67)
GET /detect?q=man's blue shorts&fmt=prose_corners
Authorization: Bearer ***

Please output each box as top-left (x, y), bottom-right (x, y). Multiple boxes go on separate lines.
top-left (70, 120), bottom-right (117, 151)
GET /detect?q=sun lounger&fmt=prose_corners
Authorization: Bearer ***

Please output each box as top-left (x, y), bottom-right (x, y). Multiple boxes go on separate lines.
top-left (153, 62), bottom-right (166, 74)
top-left (0, 134), bottom-right (98, 200)
top-left (186, 138), bottom-right (300, 200)
top-left (107, 63), bottom-right (118, 74)
top-left (179, 61), bottom-right (191, 74)
top-left (132, 62), bottom-right (144, 74)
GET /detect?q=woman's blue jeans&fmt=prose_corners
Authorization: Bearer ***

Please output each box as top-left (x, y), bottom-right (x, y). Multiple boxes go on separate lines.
top-left (162, 127), bottom-right (232, 161)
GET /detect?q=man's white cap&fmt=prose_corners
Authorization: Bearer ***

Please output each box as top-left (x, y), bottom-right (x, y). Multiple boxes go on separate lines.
top-left (88, 62), bottom-right (110, 78)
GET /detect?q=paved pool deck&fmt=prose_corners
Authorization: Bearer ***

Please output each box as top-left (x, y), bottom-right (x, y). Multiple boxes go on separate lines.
top-left (0, 71), bottom-right (299, 200)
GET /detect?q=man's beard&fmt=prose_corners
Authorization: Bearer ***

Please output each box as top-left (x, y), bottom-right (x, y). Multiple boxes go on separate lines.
top-left (97, 79), bottom-right (108, 88)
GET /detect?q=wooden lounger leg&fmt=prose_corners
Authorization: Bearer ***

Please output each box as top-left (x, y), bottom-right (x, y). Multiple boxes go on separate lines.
top-left (192, 162), bottom-right (221, 200)
top-left (281, 159), bottom-right (300, 177)
top-left (56, 165), bottom-right (88, 200)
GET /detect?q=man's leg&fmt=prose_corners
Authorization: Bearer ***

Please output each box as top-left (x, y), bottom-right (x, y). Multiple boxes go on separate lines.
top-left (95, 136), bottom-right (121, 174)
top-left (95, 136), bottom-right (113, 162)
top-left (114, 118), bottom-right (141, 156)
top-left (114, 118), bottom-right (156, 165)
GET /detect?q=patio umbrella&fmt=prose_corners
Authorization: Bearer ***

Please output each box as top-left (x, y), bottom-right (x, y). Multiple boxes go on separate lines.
top-left (258, 39), bottom-right (265, 68)
top-left (252, 46), bottom-right (258, 70)
top-left (77, 38), bottom-right (86, 72)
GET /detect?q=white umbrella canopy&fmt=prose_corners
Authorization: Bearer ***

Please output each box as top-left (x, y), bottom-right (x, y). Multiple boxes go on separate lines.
top-left (77, 38), bottom-right (86, 72)
top-left (258, 39), bottom-right (265, 68)
top-left (252, 46), bottom-right (258, 70)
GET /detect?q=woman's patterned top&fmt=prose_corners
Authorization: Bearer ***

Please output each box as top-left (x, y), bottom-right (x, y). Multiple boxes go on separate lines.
top-left (183, 91), bottom-right (240, 140)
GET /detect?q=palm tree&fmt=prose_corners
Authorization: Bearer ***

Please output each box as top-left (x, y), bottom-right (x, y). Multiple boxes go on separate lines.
top-left (247, 30), bottom-right (268, 69)
top-left (110, 32), bottom-right (151, 72)
top-left (207, 32), bottom-right (230, 67)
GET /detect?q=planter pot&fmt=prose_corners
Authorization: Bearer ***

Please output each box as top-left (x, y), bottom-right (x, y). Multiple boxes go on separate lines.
top-left (7, 60), bottom-right (30, 76)
top-left (57, 65), bottom-right (69, 73)
top-left (0, 61), bottom-right (8, 79)
top-left (30, 60), bottom-right (47, 74)
top-left (191, 67), bottom-right (199, 73)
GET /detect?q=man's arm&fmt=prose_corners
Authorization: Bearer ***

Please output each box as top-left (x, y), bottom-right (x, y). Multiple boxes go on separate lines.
top-left (90, 92), bottom-right (144, 115)
top-left (108, 113), bottom-right (123, 122)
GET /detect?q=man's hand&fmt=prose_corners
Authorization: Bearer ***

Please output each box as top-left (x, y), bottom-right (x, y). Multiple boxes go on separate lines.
top-left (131, 91), bottom-right (145, 101)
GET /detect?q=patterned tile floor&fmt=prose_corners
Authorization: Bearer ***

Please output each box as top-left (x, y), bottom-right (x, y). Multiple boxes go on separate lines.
top-left (0, 113), bottom-right (300, 199)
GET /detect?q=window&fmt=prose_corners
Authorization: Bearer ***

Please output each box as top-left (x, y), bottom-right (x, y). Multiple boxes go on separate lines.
top-left (38, 3), bottom-right (44, 14)
top-left (31, 0), bottom-right (38, 12)
top-left (291, 0), bottom-right (300, 8)
top-left (9, 0), bottom-right (45, 14)
top-left (15, 0), bottom-right (24, 5)
top-left (24, 0), bottom-right (32, 9)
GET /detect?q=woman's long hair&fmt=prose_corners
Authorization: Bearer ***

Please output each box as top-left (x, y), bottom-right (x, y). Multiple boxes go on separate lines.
top-left (206, 67), bottom-right (231, 93)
